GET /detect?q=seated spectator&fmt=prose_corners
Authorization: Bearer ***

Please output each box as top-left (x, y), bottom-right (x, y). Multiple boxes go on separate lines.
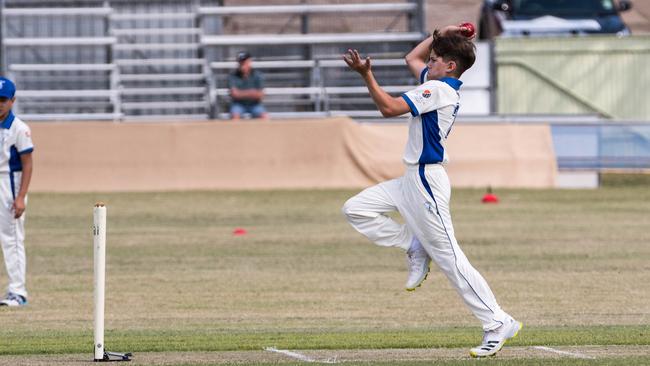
top-left (228, 51), bottom-right (267, 120)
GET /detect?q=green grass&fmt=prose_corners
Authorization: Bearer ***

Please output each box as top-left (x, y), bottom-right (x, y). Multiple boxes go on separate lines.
top-left (0, 188), bottom-right (648, 364)
top-left (600, 172), bottom-right (650, 187)
top-left (213, 359), bottom-right (650, 366)
top-left (0, 325), bottom-right (648, 355)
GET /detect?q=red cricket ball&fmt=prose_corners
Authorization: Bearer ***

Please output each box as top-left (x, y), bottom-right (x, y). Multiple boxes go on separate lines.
top-left (459, 22), bottom-right (476, 38)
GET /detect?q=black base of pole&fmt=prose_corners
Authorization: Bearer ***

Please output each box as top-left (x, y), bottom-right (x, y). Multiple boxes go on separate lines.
top-left (94, 351), bottom-right (133, 362)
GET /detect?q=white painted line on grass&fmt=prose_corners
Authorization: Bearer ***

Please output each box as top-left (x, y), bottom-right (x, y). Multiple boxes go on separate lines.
top-left (533, 346), bottom-right (595, 359)
top-left (264, 347), bottom-right (339, 364)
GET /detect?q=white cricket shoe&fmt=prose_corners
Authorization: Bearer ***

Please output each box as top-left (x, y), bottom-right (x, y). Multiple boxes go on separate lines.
top-left (469, 317), bottom-right (522, 358)
top-left (0, 292), bottom-right (28, 307)
top-left (405, 243), bottom-right (431, 291)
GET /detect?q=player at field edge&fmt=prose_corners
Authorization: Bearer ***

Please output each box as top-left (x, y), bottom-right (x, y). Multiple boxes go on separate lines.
top-left (0, 77), bottom-right (34, 307)
top-left (341, 25), bottom-right (521, 358)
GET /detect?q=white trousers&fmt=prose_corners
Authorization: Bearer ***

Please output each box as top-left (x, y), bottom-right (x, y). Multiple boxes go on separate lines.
top-left (343, 164), bottom-right (507, 330)
top-left (0, 172), bottom-right (27, 298)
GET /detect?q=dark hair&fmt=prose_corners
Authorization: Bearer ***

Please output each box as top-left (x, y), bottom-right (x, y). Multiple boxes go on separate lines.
top-left (235, 51), bottom-right (252, 78)
top-left (430, 30), bottom-right (476, 77)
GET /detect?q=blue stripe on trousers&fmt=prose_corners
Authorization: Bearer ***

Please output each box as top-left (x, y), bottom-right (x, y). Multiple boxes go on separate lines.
top-left (9, 172), bottom-right (15, 200)
top-left (418, 163), bottom-right (495, 315)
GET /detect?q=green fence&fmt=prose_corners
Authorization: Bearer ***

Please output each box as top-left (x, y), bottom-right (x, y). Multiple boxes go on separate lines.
top-left (495, 35), bottom-right (650, 121)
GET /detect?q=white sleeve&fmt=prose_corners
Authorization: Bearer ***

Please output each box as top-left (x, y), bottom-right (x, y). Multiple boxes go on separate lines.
top-left (16, 124), bottom-right (34, 154)
top-left (401, 81), bottom-right (446, 117)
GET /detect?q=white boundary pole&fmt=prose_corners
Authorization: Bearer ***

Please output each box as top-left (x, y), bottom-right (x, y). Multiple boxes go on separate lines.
top-left (93, 203), bottom-right (107, 361)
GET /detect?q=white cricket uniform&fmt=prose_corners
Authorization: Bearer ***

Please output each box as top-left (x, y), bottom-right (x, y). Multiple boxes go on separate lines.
top-left (0, 111), bottom-right (33, 298)
top-left (343, 69), bottom-right (508, 330)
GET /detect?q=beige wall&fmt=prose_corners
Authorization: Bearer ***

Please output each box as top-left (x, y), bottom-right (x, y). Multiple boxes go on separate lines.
top-left (29, 118), bottom-right (556, 192)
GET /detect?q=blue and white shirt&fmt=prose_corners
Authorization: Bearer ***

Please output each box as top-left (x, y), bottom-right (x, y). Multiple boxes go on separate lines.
top-left (400, 68), bottom-right (462, 165)
top-left (0, 112), bottom-right (34, 174)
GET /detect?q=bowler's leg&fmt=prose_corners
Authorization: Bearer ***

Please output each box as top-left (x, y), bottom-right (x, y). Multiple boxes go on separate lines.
top-left (342, 178), bottom-right (412, 251)
top-left (406, 165), bottom-right (509, 330)
top-left (343, 178), bottom-right (432, 290)
top-left (412, 167), bottom-right (522, 357)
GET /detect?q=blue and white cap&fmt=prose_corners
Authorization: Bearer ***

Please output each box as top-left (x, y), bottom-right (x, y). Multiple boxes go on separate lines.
top-left (0, 77), bottom-right (16, 98)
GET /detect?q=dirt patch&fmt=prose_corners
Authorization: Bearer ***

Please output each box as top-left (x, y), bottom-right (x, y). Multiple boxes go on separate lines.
top-left (1, 346), bottom-right (648, 365)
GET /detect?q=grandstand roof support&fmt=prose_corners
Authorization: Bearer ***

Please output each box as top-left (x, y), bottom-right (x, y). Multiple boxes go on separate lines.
top-left (0, 0), bottom-right (5, 75)
top-left (409, 0), bottom-right (426, 34)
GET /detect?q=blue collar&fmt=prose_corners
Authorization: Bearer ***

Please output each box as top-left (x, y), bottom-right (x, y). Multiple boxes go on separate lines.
top-left (440, 77), bottom-right (463, 91)
top-left (0, 111), bottom-right (14, 129)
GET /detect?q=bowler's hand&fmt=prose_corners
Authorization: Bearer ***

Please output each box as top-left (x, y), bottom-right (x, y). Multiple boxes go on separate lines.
top-left (12, 197), bottom-right (25, 219)
top-left (441, 25), bottom-right (476, 40)
top-left (343, 49), bottom-right (371, 75)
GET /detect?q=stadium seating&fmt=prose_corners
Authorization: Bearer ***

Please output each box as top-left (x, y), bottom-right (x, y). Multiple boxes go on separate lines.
top-left (1, 0), bottom-right (434, 121)
top-left (3, 5), bottom-right (118, 120)
top-left (8, 63), bottom-right (121, 121)
top-left (1, 1), bottom-right (487, 121)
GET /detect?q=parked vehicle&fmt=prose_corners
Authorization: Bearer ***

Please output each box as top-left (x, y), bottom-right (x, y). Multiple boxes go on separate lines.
top-left (478, 0), bottom-right (633, 39)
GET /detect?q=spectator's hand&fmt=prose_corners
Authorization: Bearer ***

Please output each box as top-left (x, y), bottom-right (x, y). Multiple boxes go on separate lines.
top-left (12, 197), bottom-right (25, 219)
top-left (440, 25), bottom-right (476, 40)
top-left (343, 49), bottom-right (371, 76)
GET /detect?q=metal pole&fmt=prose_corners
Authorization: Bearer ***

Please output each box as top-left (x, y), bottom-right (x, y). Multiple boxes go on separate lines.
top-left (409, 0), bottom-right (426, 35)
top-left (93, 203), bottom-right (107, 361)
top-left (0, 0), bottom-right (6, 75)
top-left (300, 0), bottom-right (311, 60)
top-left (489, 40), bottom-right (497, 115)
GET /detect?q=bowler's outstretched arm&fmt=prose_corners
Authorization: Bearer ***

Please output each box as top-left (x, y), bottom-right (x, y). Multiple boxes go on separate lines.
top-left (343, 49), bottom-right (410, 118)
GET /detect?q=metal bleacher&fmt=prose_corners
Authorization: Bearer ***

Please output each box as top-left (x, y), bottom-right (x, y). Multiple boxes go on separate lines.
top-left (2, 0), bottom-right (213, 121)
top-left (211, 59), bottom-right (421, 118)
top-left (3, 4), bottom-right (119, 120)
top-left (110, 3), bottom-right (211, 121)
top-left (201, 1), bottom-right (427, 120)
top-left (0, 0), bottom-right (496, 122)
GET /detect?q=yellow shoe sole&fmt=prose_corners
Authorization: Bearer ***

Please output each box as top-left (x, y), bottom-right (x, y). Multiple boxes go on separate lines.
top-left (405, 261), bottom-right (431, 292)
top-left (469, 322), bottom-right (523, 358)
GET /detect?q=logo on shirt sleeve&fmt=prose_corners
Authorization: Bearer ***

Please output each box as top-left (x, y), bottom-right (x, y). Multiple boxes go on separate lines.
top-left (422, 89), bottom-right (431, 98)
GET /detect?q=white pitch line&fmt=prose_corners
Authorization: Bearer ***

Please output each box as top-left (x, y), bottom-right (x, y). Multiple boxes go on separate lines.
top-left (533, 346), bottom-right (595, 359)
top-left (264, 347), bottom-right (339, 364)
